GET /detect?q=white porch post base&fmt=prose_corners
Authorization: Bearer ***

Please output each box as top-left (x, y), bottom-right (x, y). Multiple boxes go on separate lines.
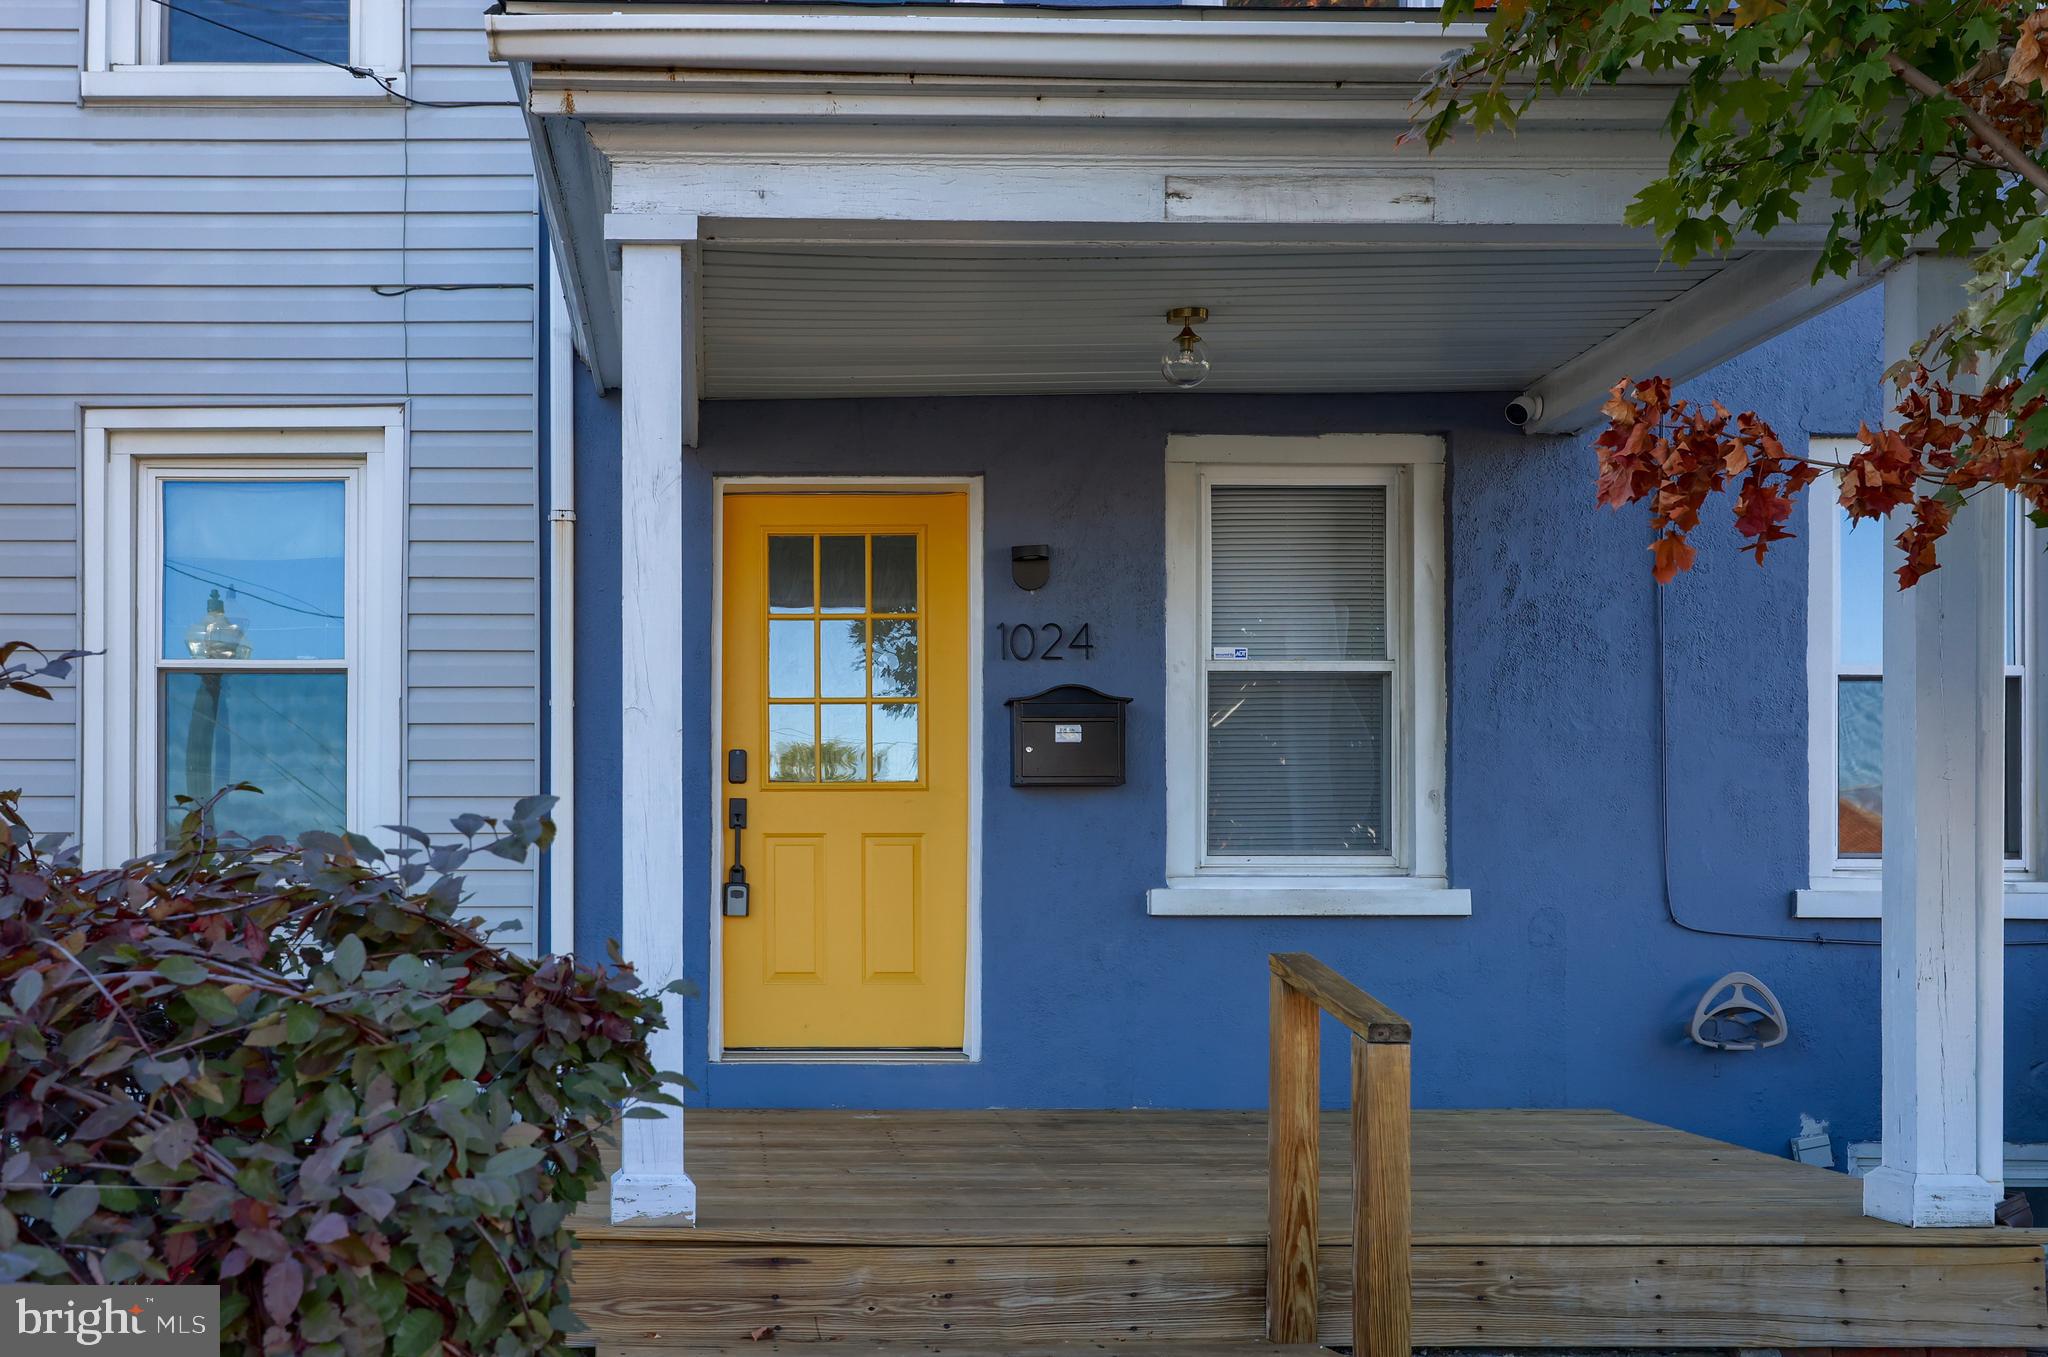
top-left (609, 1171), bottom-right (699, 1222)
top-left (612, 238), bottom-right (697, 1226)
top-left (1863, 253), bottom-right (2004, 1228)
top-left (1861, 1166), bottom-right (2000, 1228)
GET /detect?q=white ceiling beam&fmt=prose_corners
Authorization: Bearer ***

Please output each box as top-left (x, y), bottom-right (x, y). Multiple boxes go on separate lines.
top-left (601, 161), bottom-right (1751, 241)
top-left (1516, 250), bottom-right (1881, 434)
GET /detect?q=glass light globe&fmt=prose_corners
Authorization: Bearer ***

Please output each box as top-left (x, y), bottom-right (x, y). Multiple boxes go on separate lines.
top-left (1161, 337), bottom-right (1210, 389)
top-left (185, 588), bottom-right (251, 660)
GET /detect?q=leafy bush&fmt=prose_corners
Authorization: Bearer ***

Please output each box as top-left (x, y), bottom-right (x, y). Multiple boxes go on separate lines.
top-left (0, 645), bottom-right (683, 1357)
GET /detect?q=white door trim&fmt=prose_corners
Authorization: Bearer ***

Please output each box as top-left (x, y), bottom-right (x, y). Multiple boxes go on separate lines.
top-left (707, 475), bottom-right (985, 1065)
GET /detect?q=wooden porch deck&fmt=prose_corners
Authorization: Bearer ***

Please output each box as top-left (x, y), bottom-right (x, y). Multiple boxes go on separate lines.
top-left (571, 1107), bottom-right (2048, 1349)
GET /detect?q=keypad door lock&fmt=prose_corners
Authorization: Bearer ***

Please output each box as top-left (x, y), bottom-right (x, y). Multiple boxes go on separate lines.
top-left (724, 796), bottom-right (750, 917)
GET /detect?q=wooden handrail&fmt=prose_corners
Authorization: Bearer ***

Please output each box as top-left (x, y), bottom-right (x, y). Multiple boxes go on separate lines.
top-left (1269, 952), bottom-right (1412, 1044)
top-left (1265, 952), bottom-right (1412, 1357)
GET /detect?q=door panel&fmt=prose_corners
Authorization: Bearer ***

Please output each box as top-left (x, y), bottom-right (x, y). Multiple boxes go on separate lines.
top-left (722, 491), bottom-right (969, 1050)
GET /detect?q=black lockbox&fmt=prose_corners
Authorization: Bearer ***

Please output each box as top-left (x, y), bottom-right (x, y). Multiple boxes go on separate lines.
top-left (1005, 684), bottom-right (1131, 787)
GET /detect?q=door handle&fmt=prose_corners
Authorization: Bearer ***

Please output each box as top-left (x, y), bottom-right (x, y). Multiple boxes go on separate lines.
top-left (724, 796), bottom-right (750, 917)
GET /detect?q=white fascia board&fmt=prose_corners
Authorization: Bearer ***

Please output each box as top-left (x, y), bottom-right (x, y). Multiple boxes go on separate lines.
top-left (487, 10), bottom-right (1506, 85)
top-left (1520, 250), bottom-right (1884, 434)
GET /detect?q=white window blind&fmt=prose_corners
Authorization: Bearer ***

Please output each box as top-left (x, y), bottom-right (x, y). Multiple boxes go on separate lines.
top-left (1205, 483), bottom-right (1394, 859)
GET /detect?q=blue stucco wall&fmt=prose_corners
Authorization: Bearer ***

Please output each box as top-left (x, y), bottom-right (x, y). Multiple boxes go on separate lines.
top-left (566, 286), bottom-right (2048, 1156)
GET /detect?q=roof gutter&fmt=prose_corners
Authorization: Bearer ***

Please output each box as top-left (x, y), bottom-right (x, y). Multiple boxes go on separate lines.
top-left (486, 10), bottom-right (1510, 85)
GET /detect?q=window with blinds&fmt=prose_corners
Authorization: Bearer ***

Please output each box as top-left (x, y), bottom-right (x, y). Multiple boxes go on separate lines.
top-left (1204, 482), bottom-right (1395, 859)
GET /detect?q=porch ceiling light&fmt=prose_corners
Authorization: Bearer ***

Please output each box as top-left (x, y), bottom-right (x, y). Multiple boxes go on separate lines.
top-left (1160, 306), bottom-right (1211, 389)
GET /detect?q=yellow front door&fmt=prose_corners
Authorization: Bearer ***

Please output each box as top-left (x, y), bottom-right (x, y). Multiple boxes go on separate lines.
top-left (720, 491), bottom-right (970, 1050)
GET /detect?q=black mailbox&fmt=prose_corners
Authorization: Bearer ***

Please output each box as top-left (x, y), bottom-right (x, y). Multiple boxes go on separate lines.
top-left (1005, 684), bottom-right (1131, 787)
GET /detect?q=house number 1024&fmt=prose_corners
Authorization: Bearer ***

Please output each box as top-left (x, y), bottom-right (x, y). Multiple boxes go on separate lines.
top-left (995, 622), bottom-right (1093, 660)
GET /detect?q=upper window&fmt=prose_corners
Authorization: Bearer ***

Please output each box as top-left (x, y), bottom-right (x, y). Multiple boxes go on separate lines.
top-left (1153, 436), bottom-right (1464, 918)
top-left (84, 0), bottom-right (403, 101)
top-left (82, 409), bottom-right (404, 861)
top-left (1801, 435), bottom-right (2044, 917)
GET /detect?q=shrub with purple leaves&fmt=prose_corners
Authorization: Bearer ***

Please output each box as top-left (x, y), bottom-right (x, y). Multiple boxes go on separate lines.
top-left (0, 647), bottom-right (684, 1356)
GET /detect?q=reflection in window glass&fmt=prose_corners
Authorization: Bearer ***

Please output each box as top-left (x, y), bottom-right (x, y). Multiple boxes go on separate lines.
top-left (768, 620), bottom-right (815, 699)
top-left (163, 480), bottom-right (345, 661)
top-left (161, 671), bottom-right (346, 840)
top-left (821, 619), bottom-right (867, 698)
top-left (820, 536), bottom-right (866, 613)
top-left (820, 705), bottom-right (868, 783)
top-left (1836, 508), bottom-right (1884, 673)
top-left (1836, 677), bottom-right (1883, 858)
top-left (872, 535), bottom-right (918, 614)
top-left (168, 0), bottom-right (349, 64)
top-left (871, 619), bottom-right (918, 698)
top-left (768, 536), bottom-right (814, 612)
top-left (872, 704), bottom-right (919, 782)
top-left (768, 705), bottom-right (816, 783)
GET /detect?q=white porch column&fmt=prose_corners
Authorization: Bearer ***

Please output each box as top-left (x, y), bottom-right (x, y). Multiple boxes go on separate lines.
top-left (609, 241), bottom-right (697, 1223)
top-left (1862, 254), bottom-right (2005, 1227)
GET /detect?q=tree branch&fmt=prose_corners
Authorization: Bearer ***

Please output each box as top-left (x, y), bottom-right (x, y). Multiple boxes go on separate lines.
top-left (1887, 52), bottom-right (2048, 197)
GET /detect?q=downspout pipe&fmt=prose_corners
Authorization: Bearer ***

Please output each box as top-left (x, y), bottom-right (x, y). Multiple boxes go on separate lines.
top-left (546, 247), bottom-right (578, 955)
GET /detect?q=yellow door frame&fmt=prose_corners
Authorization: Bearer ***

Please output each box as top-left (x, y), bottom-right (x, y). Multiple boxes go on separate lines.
top-left (707, 475), bottom-right (984, 1063)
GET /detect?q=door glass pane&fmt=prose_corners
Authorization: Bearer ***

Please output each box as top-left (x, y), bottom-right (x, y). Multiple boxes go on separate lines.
top-left (1837, 509), bottom-right (1884, 673)
top-left (167, 0), bottom-right (349, 64)
top-left (163, 480), bottom-right (345, 661)
top-left (872, 620), bottom-right (918, 698)
top-left (820, 536), bottom-right (866, 614)
top-left (1837, 677), bottom-right (1883, 858)
top-left (768, 620), bottom-right (815, 698)
top-left (768, 705), bottom-right (816, 783)
top-left (161, 671), bottom-right (346, 841)
top-left (768, 536), bottom-right (814, 613)
top-left (820, 705), bottom-right (869, 783)
top-left (873, 705), bottom-right (919, 783)
top-left (872, 535), bottom-right (918, 614)
top-left (1211, 485), bottom-right (1386, 661)
top-left (1207, 672), bottom-right (1390, 856)
top-left (821, 619), bottom-right (868, 698)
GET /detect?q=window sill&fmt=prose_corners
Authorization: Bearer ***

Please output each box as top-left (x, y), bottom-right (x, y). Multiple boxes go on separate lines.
top-left (1795, 878), bottom-right (2048, 920)
top-left (1147, 877), bottom-right (1470, 918)
top-left (81, 66), bottom-right (404, 103)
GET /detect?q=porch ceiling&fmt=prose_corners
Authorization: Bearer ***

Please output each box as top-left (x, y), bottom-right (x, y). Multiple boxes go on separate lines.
top-left (698, 244), bottom-right (1745, 400)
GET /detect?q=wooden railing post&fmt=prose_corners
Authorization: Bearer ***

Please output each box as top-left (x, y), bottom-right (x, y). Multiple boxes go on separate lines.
top-left (1266, 953), bottom-right (1412, 1356)
top-left (1352, 1036), bottom-right (1412, 1357)
top-left (1267, 972), bottom-right (1321, 1344)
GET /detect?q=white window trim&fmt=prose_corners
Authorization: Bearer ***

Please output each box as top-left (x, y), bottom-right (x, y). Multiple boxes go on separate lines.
top-left (81, 406), bottom-right (405, 863)
top-left (1798, 436), bottom-right (2046, 919)
top-left (81, 0), bottom-right (405, 102)
top-left (1149, 434), bottom-right (1465, 919)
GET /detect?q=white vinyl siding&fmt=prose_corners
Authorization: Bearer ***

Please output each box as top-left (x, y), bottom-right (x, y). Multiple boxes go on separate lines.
top-left (0, 0), bottom-right (542, 947)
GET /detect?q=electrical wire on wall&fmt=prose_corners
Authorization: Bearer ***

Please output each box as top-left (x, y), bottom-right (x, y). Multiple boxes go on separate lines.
top-left (143, 0), bottom-right (519, 107)
top-left (1649, 517), bottom-right (2048, 947)
top-left (139, 0), bottom-right (537, 396)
